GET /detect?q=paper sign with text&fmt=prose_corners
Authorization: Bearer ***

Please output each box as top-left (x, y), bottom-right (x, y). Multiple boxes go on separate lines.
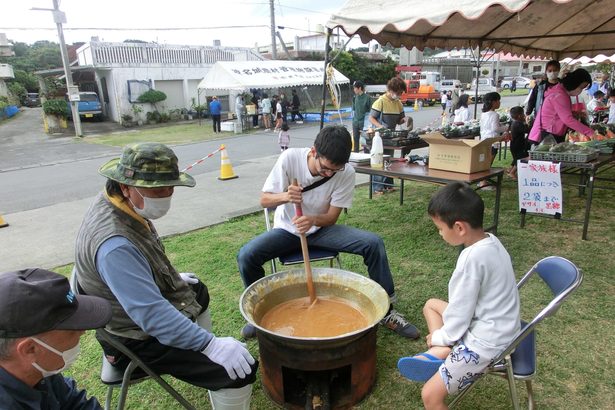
top-left (518, 160), bottom-right (563, 215)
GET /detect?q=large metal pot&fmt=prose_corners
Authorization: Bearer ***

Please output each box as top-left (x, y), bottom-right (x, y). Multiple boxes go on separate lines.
top-left (239, 267), bottom-right (390, 346)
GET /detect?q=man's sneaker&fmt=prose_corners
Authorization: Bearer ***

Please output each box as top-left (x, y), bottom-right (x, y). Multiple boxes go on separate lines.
top-left (380, 309), bottom-right (420, 339)
top-left (241, 323), bottom-right (257, 339)
top-left (296, 120), bottom-right (304, 124)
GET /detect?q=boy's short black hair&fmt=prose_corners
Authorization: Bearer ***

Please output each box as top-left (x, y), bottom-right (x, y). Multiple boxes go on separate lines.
top-left (593, 90), bottom-right (605, 98)
top-left (509, 106), bottom-right (524, 120)
top-left (428, 182), bottom-right (484, 229)
top-left (314, 126), bottom-right (352, 165)
top-left (610, 89), bottom-right (615, 98)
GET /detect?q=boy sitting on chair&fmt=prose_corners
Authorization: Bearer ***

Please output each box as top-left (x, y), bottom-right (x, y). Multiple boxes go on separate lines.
top-left (398, 182), bottom-right (520, 410)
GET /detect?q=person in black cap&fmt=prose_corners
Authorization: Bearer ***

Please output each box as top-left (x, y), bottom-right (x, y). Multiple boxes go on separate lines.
top-left (74, 142), bottom-right (257, 408)
top-left (0, 268), bottom-right (112, 409)
top-left (351, 80), bottom-right (372, 152)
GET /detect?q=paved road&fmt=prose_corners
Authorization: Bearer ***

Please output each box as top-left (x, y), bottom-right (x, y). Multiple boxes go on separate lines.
top-left (0, 96), bottom-right (525, 272)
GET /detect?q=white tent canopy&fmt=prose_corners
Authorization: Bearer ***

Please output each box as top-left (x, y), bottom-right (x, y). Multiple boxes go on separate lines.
top-left (562, 53), bottom-right (615, 65)
top-left (197, 60), bottom-right (349, 91)
top-left (327, 0), bottom-right (615, 59)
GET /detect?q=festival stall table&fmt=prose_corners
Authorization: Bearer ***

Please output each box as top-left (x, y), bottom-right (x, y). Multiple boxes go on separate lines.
top-left (353, 161), bottom-right (504, 234)
top-left (519, 154), bottom-right (615, 240)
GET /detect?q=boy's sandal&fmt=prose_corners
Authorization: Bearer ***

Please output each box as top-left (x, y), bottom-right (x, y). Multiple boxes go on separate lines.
top-left (397, 353), bottom-right (445, 382)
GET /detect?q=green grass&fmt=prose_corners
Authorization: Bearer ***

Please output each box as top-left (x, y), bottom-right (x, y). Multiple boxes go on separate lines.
top-left (59, 157), bottom-right (615, 409)
top-left (500, 88), bottom-right (531, 96)
top-left (82, 122), bottom-right (257, 147)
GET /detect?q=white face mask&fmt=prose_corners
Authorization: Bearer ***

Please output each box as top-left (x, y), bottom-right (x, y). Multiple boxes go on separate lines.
top-left (547, 71), bottom-right (559, 81)
top-left (31, 337), bottom-right (81, 377)
top-left (130, 188), bottom-right (172, 219)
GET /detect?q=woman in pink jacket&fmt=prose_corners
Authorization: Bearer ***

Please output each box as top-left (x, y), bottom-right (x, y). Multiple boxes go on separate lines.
top-left (528, 68), bottom-right (594, 145)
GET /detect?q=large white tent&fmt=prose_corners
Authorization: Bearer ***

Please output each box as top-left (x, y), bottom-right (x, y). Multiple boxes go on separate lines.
top-left (198, 60), bottom-right (349, 92)
top-left (327, 0), bottom-right (615, 59)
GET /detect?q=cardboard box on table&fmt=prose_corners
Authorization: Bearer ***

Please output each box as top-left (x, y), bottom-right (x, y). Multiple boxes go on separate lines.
top-left (422, 132), bottom-right (502, 173)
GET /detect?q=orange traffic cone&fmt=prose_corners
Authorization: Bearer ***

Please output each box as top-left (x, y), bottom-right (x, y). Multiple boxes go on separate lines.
top-left (0, 214), bottom-right (8, 229)
top-left (218, 144), bottom-right (238, 180)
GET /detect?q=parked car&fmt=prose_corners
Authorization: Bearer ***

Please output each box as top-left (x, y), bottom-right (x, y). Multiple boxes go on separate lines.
top-left (25, 92), bottom-right (40, 107)
top-left (467, 78), bottom-right (497, 102)
top-left (66, 91), bottom-right (103, 120)
top-left (440, 79), bottom-right (462, 93)
top-left (501, 76), bottom-right (532, 89)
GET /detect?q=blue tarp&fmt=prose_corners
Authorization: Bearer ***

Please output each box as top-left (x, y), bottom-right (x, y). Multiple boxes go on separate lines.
top-left (2, 105), bottom-right (19, 118)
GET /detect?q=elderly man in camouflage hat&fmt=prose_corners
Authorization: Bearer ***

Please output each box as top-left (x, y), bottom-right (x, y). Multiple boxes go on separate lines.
top-left (74, 142), bottom-right (257, 408)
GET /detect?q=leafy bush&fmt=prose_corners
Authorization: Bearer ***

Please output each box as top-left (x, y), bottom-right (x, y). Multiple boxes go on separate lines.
top-left (42, 99), bottom-right (69, 118)
top-left (121, 114), bottom-right (133, 122)
top-left (145, 110), bottom-right (161, 123)
top-left (137, 89), bottom-right (167, 105)
top-left (8, 82), bottom-right (27, 105)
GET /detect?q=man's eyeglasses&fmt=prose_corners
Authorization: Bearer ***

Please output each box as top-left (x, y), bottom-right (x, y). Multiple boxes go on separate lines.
top-left (316, 154), bottom-right (345, 173)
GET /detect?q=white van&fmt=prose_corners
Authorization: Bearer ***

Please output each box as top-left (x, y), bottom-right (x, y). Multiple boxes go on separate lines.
top-left (440, 79), bottom-right (462, 93)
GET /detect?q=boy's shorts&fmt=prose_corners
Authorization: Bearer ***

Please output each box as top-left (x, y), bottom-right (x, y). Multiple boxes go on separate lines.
top-left (438, 342), bottom-right (492, 395)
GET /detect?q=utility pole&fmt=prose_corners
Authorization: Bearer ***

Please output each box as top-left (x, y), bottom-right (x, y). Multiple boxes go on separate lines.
top-left (37, 0), bottom-right (82, 137)
top-left (270, 0), bottom-right (277, 59)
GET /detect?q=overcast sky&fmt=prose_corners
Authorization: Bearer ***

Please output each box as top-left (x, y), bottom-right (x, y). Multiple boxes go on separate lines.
top-left (0, 0), bottom-right (360, 49)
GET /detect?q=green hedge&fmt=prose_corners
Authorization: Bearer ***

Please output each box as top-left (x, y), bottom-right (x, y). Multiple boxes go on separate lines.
top-left (42, 99), bottom-right (69, 118)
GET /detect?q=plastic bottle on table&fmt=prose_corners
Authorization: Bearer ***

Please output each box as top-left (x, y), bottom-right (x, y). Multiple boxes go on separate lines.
top-left (370, 131), bottom-right (384, 169)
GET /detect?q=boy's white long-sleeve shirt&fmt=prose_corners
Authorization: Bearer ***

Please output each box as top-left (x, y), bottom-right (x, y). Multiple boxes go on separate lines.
top-left (430, 234), bottom-right (520, 358)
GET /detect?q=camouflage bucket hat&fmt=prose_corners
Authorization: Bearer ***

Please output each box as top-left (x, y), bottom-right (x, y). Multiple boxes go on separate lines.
top-left (99, 143), bottom-right (196, 188)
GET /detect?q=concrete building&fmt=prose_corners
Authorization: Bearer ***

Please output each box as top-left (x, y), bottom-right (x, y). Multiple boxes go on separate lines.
top-left (39, 41), bottom-right (263, 123)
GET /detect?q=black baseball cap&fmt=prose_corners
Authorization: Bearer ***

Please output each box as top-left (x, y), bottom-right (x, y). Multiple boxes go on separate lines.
top-left (0, 268), bottom-right (112, 338)
top-left (353, 80), bottom-right (365, 89)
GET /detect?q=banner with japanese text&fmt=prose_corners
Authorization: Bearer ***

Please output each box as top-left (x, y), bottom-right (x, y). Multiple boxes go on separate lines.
top-left (518, 160), bottom-right (563, 215)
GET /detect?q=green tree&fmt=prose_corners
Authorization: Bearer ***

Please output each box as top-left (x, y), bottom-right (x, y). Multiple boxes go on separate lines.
top-left (13, 70), bottom-right (39, 92)
top-left (8, 82), bottom-right (27, 105)
top-left (137, 89), bottom-right (167, 118)
top-left (332, 50), bottom-right (396, 85)
top-left (331, 51), bottom-right (361, 82)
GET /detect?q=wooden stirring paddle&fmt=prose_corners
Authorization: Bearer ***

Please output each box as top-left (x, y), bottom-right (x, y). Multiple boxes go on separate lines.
top-left (292, 179), bottom-right (317, 304)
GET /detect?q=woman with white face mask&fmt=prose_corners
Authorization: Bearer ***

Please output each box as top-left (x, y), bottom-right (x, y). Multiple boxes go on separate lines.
top-left (526, 59), bottom-right (561, 118)
top-left (528, 68), bottom-right (595, 145)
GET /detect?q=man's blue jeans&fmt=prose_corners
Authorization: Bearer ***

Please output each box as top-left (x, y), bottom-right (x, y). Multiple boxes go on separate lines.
top-left (237, 224), bottom-right (395, 298)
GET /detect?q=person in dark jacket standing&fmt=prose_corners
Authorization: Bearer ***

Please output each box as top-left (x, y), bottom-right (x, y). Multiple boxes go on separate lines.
top-left (209, 96), bottom-right (222, 133)
top-left (351, 80), bottom-right (372, 152)
top-left (290, 89), bottom-right (304, 123)
top-left (526, 60), bottom-right (561, 118)
top-left (0, 268), bottom-right (112, 410)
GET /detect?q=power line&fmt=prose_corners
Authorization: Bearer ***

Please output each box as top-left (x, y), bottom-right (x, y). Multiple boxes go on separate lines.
top-left (0, 25), bottom-right (270, 31)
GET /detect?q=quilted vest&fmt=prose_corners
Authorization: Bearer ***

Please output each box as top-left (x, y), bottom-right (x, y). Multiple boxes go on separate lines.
top-left (75, 193), bottom-right (201, 340)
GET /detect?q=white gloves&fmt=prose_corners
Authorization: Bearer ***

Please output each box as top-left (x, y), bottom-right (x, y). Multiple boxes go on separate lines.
top-left (179, 272), bottom-right (199, 284)
top-left (202, 336), bottom-right (255, 380)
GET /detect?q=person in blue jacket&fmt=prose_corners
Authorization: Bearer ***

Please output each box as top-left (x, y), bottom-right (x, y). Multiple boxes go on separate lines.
top-left (209, 96), bottom-right (222, 133)
top-left (0, 268), bottom-right (112, 410)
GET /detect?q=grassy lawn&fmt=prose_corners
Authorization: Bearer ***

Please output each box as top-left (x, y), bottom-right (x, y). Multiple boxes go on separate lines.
top-left (82, 122), bottom-right (256, 147)
top-left (57, 155), bottom-right (615, 409)
top-left (500, 88), bottom-right (531, 96)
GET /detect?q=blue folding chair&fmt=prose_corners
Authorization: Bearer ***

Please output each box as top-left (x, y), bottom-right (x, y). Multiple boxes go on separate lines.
top-left (449, 256), bottom-right (583, 410)
top-left (264, 207), bottom-right (342, 273)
